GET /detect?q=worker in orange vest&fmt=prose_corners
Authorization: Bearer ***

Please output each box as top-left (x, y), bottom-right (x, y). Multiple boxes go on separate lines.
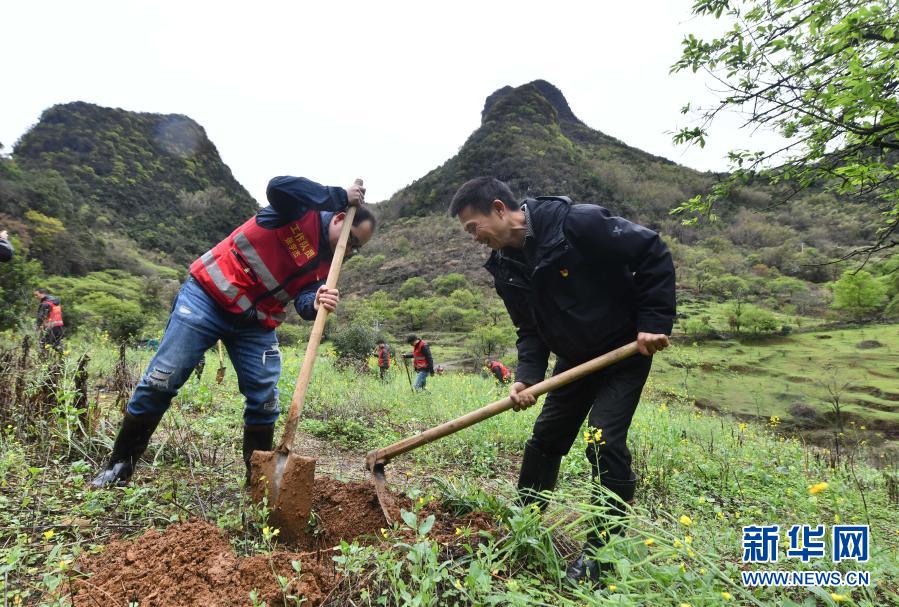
top-left (375, 339), bottom-right (391, 380)
top-left (486, 359), bottom-right (512, 385)
top-left (403, 334), bottom-right (433, 391)
top-left (34, 288), bottom-right (64, 352)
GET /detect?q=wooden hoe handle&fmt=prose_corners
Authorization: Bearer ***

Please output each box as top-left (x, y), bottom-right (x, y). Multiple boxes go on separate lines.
top-left (365, 341), bottom-right (640, 468)
top-left (278, 179), bottom-right (362, 452)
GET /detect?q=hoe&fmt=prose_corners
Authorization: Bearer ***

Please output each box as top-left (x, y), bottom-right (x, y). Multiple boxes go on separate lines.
top-left (248, 180), bottom-right (361, 542)
top-left (365, 341), bottom-right (641, 523)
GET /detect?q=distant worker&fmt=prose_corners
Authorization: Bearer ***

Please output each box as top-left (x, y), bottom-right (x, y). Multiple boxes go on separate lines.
top-left (34, 288), bottom-right (64, 352)
top-left (91, 175), bottom-right (375, 488)
top-left (403, 334), bottom-right (433, 391)
top-left (375, 339), bottom-right (391, 380)
top-left (487, 359), bottom-right (512, 385)
top-left (0, 230), bottom-right (13, 262)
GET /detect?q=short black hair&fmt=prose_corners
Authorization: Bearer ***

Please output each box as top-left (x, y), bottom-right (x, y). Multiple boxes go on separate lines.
top-left (35, 287), bottom-right (48, 295)
top-left (406, 334), bottom-right (418, 345)
top-left (352, 206), bottom-right (376, 230)
top-left (449, 177), bottom-right (519, 217)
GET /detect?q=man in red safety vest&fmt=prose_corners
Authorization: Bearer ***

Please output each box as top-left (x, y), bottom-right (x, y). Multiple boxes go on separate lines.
top-left (403, 334), bottom-right (434, 391)
top-left (375, 339), bottom-right (391, 381)
top-left (92, 176), bottom-right (375, 488)
top-left (33, 288), bottom-right (64, 352)
top-left (486, 359), bottom-right (511, 385)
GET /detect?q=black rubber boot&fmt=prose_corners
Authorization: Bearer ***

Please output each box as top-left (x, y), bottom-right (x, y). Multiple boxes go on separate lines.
top-left (91, 412), bottom-right (163, 488)
top-left (516, 442), bottom-right (563, 511)
top-left (242, 424), bottom-right (275, 484)
top-left (566, 476), bottom-right (636, 584)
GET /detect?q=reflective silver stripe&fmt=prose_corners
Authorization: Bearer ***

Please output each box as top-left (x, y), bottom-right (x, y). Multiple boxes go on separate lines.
top-left (202, 251), bottom-right (239, 300)
top-left (236, 295), bottom-right (252, 312)
top-left (256, 309), bottom-right (286, 323)
top-left (233, 233), bottom-right (292, 304)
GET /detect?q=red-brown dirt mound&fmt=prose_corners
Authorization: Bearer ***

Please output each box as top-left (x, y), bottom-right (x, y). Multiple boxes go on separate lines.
top-left (73, 520), bottom-right (333, 607)
top-left (71, 477), bottom-right (494, 606)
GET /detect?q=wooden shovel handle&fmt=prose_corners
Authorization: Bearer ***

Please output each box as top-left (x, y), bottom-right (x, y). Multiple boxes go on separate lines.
top-left (278, 180), bottom-right (361, 452)
top-left (365, 341), bottom-right (640, 468)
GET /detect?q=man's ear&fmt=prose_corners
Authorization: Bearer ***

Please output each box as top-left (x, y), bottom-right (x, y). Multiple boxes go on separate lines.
top-left (492, 199), bottom-right (506, 216)
top-left (333, 211), bottom-right (347, 224)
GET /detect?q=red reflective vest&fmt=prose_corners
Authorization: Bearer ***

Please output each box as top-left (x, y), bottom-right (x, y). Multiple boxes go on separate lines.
top-left (488, 361), bottom-right (510, 381)
top-left (189, 211), bottom-right (330, 329)
top-left (412, 339), bottom-right (429, 371)
top-left (377, 344), bottom-right (390, 367)
top-left (44, 300), bottom-right (64, 328)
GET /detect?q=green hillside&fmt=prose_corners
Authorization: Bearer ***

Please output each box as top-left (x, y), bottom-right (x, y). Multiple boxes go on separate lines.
top-left (4, 101), bottom-right (258, 274)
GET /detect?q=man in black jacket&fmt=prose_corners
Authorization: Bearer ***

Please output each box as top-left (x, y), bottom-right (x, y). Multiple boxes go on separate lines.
top-left (0, 230), bottom-right (13, 262)
top-left (450, 177), bottom-right (675, 584)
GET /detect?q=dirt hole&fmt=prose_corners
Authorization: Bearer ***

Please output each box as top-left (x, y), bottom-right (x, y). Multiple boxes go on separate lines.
top-left (71, 477), bottom-right (492, 606)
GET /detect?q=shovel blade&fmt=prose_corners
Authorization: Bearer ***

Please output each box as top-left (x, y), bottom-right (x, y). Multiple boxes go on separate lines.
top-left (370, 462), bottom-right (396, 525)
top-left (250, 450), bottom-right (316, 543)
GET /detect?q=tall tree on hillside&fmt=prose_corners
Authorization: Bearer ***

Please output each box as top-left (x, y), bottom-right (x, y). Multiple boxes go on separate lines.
top-left (672, 0), bottom-right (899, 258)
top-left (831, 268), bottom-right (888, 319)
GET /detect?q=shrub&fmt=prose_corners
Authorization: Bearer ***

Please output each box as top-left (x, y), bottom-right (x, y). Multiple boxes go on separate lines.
top-left (330, 324), bottom-right (377, 372)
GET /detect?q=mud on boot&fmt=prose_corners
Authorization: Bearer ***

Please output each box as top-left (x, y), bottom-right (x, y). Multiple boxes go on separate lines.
top-left (91, 412), bottom-right (163, 488)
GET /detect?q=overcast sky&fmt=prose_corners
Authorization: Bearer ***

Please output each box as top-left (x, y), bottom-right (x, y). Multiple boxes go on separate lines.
top-left (2, 0), bottom-right (773, 205)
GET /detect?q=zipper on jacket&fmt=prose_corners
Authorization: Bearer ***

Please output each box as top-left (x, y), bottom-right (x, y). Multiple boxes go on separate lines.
top-left (231, 249), bottom-right (260, 282)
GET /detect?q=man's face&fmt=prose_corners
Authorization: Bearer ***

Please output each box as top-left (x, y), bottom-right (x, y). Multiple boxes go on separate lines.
top-left (328, 213), bottom-right (375, 259)
top-left (457, 202), bottom-right (509, 250)
top-left (33, 291), bottom-right (42, 300)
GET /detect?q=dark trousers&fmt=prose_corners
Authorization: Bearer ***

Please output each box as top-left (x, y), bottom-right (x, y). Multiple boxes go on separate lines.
top-left (527, 354), bottom-right (652, 493)
top-left (379, 366), bottom-right (388, 380)
top-left (40, 326), bottom-right (64, 352)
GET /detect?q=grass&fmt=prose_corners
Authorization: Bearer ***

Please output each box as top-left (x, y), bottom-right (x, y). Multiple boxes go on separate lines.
top-left (651, 324), bottom-right (899, 454)
top-left (1, 332), bottom-right (897, 606)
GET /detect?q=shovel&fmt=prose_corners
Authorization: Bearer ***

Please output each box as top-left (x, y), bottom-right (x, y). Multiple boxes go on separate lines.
top-left (400, 354), bottom-right (414, 393)
top-left (365, 341), bottom-right (640, 524)
top-left (215, 341), bottom-right (226, 384)
top-left (249, 180), bottom-right (361, 542)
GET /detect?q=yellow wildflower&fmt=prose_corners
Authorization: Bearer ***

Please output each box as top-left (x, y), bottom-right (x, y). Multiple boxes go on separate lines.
top-left (738, 423), bottom-right (747, 432)
top-left (453, 579), bottom-right (463, 590)
top-left (685, 535), bottom-right (693, 544)
top-left (679, 515), bottom-right (693, 526)
top-left (808, 482), bottom-right (829, 495)
top-left (834, 514), bottom-right (841, 524)
top-left (830, 593), bottom-right (847, 603)
top-left (644, 538), bottom-right (655, 546)
top-left (769, 415), bottom-right (780, 427)
top-left (680, 603), bottom-right (692, 607)
top-left (608, 584), bottom-right (617, 592)
top-left (721, 591), bottom-right (733, 600)
top-left (659, 402), bottom-right (669, 412)
top-left (43, 530), bottom-right (55, 541)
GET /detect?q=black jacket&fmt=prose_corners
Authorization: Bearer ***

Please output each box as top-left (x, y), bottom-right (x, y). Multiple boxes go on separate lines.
top-left (485, 197), bottom-right (676, 385)
top-left (0, 238), bottom-right (12, 262)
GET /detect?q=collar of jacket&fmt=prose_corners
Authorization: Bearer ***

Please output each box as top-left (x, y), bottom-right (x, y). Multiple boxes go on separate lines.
top-left (484, 196), bottom-right (574, 279)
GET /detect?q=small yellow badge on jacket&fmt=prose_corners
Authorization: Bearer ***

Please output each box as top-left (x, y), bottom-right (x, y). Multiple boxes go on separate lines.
top-left (559, 269), bottom-right (569, 278)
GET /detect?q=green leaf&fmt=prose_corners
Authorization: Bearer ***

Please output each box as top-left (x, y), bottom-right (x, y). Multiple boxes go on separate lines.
top-left (418, 514), bottom-right (435, 536)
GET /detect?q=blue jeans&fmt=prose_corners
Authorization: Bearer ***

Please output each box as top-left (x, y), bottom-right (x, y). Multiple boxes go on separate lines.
top-left (127, 279), bottom-right (282, 425)
top-left (413, 370), bottom-right (429, 391)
